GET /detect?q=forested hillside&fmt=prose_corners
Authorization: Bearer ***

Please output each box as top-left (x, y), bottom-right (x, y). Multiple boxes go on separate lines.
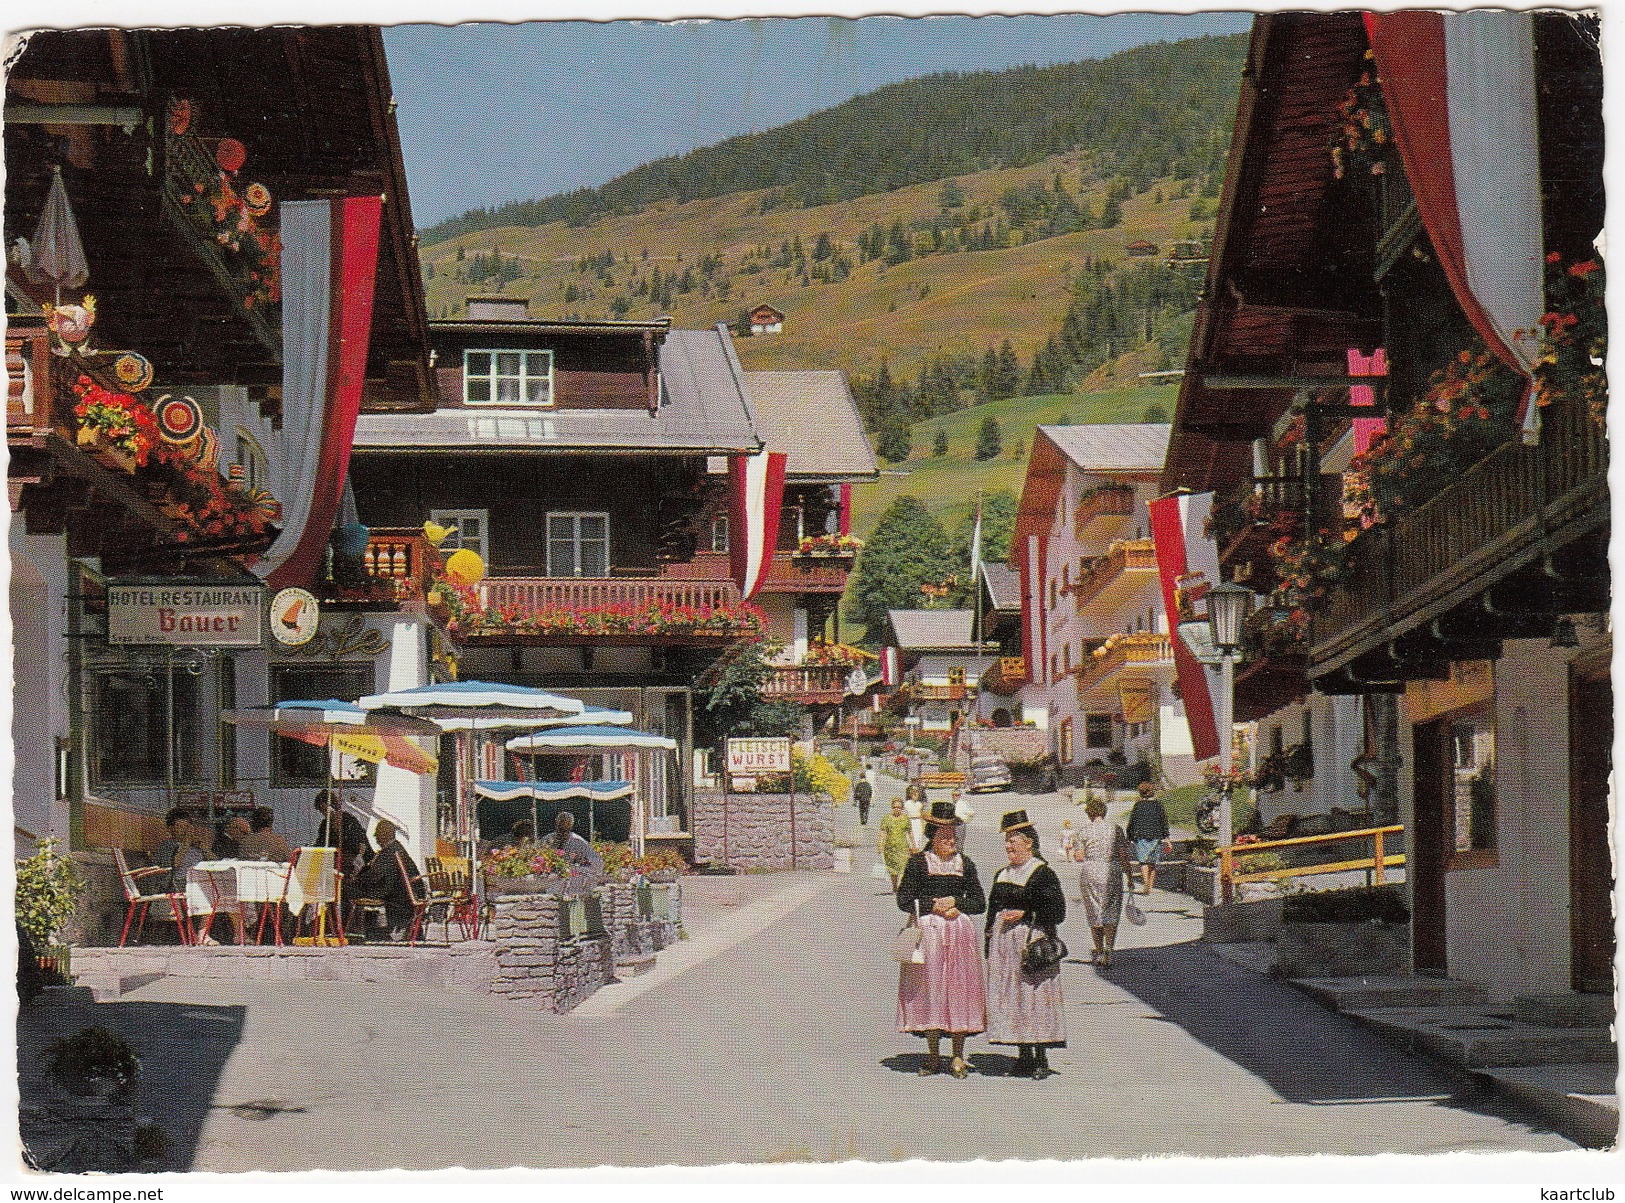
top-left (421, 33), bottom-right (1245, 243)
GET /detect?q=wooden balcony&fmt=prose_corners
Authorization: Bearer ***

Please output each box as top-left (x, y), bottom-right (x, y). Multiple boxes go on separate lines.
top-left (1074, 632), bottom-right (1173, 701)
top-left (1310, 394), bottom-right (1608, 678)
top-left (980, 656), bottom-right (1027, 696)
top-left (319, 528), bottom-right (438, 608)
top-left (481, 576), bottom-right (740, 613)
top-left (908, 683), bottom-right (969, 702)
top-left (662, 549), bottom-right (850, 593)
top-left (1072, 538), bottom-right (1158, 610)
top-left (443, 573), bottom-right (757, 645)
top-left (761, 664), bottom-right (851, 705)
top-left (1074, 484), bottom-right (1135, 533)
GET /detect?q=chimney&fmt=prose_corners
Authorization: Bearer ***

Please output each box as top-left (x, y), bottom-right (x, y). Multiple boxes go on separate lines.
top-left (466, 295), bottom-right (530, 322)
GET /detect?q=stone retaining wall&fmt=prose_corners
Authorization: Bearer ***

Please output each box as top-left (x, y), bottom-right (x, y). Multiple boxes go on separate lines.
top-left (691, 790), bottom-right (834, 871)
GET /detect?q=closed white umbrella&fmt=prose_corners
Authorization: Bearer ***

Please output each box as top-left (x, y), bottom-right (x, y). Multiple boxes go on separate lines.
top-left (23, 166), bottom-right (89, 302)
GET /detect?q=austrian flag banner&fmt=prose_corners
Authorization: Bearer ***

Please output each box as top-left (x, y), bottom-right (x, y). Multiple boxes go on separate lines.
top-left (1146, 493), bottom-right (1221, 763)
top-left (729, 450), bottom-right (788, 600)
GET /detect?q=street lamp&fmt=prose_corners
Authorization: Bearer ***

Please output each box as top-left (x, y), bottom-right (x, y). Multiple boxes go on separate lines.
top-left (1205, 580), bottom-right (1254, 881)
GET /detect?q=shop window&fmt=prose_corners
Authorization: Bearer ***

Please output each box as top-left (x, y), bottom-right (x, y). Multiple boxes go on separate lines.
top-left (90, 666), bottom-right (206, 788)
top-left (546, 512), bottom-right (610, 577)
top-left (1447, 701), bottom-right (1497, 867)
top-left (270, 664), bottom-right (377, 787)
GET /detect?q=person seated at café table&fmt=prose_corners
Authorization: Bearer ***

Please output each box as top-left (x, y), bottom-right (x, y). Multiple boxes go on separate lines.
top-left (351, 820), bottom-right (423, 941)
top-left (236, 807), bottom-right (293, 863)
top-left (154, 807), bottom-right (190, 889)
top-left (313, 789), bottom-right (368, 875)
top-left (216, 814), bottom-right (247, 859)
top-left (541, 811), bottom-right (602, 869)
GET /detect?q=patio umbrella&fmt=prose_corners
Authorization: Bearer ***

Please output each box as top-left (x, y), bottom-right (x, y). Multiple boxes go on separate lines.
top-left (21, 166), bottom-right (89, 302)
top-left (221, 700), bottom-right (442, 775)
top-left (356, 681), bottom-right (587, 867)
top-left (506, 725), bottom-right (678, 854)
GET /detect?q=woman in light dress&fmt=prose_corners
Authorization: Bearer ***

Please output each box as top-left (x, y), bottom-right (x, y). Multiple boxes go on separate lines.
top-left (984, 809), bottom-right (1067, 1079)
top-left (1072, 796), bottom-right (1134, 967)
top-left (877, 797), bottom-right (915, 890)
top-left (895, 798), bottom-right (986, 1079)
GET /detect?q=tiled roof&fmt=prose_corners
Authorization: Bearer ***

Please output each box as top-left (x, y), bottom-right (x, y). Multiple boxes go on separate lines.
top-left (353, 326), bottom-right (759, 454)
top-left (1039, 423), bottom-right (1171, 472)
top-left (887, 609), bottom-right (978, 649)
top-left (978, 561), bottom-right (1022, 612)
top-left (746, 370), bottom-right (879, 480)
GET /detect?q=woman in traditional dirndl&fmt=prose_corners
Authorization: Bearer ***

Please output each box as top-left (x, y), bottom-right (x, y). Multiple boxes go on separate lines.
top-left (895, 798), bottom-right (986, 1078)
top-left (985, 809), bottom-right (1067, 1078)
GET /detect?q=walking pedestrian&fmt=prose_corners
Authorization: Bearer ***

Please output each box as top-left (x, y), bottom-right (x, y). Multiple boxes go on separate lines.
top-left (1057, 819), bottom-right (1079, 899)
top-left (1126, 781), bottom-right (1172, 895)
top-left (985, 810), bottom-right (1066, 1079)
top-left (901, 782), bottom-right (928, 853)
top-left (1074, 797), bottom-right (1134, 968)
top-left (877, 798), bottom-right (913, 891)
top-left (895, 798), bottom-right (986, 1079)
top-left (854, 769), bottom-right (874, 825)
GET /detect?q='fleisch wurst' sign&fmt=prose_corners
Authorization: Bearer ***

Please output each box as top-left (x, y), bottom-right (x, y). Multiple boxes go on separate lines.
top-left (107, 584), bottom-right (266, 647)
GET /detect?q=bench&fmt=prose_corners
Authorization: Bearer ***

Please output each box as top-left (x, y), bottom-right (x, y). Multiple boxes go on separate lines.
top-left (916, 772), bottom-right (968, 791)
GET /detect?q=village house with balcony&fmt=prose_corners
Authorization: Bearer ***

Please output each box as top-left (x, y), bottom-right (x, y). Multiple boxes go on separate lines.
top-left (879, 609), bottom-right (1004, 736)
top-left (1012, 424), bottom-right (1201, 788)
top-left (6, 27), bottom-right (432, 896)
top-left (1162, 11), bottom-right (1608, 1006)
top-left (343, 297), bottom-right (875, 850)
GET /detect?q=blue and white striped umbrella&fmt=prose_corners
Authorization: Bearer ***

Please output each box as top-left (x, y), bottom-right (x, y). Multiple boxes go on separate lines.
top-left (473, 780), bottom-right (635, 802)
top-left (357, 680), bottom-right (585, 729)
top-left (505, 725), bottom-right (678, 754)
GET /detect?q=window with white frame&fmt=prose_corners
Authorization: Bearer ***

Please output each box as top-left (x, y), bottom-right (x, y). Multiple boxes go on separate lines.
top-left (430, 509), bottom-right (489, 563)
top-left (464, 349), bottom-right (554, 406)
top-left (710, 515), bottom-right (730, 553)
top-left (546, 512), bottom-right (609, 577)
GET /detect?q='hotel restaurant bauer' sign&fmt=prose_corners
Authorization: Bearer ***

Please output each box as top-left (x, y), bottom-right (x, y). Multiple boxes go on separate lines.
top-left (108, 583), bottom-right (266, 647)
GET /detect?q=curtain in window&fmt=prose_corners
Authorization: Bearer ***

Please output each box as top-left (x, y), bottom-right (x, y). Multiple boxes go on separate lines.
top-left (1365, 11), bottom-right (1544, 440)
top-left (259, 196), bottom-right (384, 588)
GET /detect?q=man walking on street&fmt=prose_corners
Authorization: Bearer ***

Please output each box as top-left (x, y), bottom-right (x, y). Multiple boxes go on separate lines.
top-left (1126, 781), bottom-right (1171, 895)
top-left (854, 765), bottom-right (875, 825)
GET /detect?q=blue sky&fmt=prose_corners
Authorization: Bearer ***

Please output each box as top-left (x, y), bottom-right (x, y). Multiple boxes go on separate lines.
top-left (383, 13), bottom-right (1252, 228)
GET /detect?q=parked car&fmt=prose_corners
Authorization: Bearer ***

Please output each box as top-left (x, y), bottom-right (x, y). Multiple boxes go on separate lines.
top-left (968, 753), bottom-right (1012, 793)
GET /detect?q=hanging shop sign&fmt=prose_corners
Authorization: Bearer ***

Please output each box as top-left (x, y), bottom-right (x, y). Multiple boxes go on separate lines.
top-left (107, 582), bottom-right (265, 646)
top-left (269, 586), bottom-right (320, 646)
top-left (1118, 677), bottom-right (1158, 725)
top-left (726, 737), bottom-right (791, 776)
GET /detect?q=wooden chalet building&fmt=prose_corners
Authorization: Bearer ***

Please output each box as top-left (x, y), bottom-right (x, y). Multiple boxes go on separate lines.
top-left (1163, 12), bottom-right (1608, 1000)
top-left (6, 27), bottom-right (431, 868)
top-left (747, 304), bottom-right (784, 336)
top-left (345, 298), bottom-right (875, 847)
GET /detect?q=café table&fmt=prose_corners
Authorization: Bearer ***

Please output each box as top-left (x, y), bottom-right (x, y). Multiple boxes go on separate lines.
top-left (187, 859), bottom-right (306, 944)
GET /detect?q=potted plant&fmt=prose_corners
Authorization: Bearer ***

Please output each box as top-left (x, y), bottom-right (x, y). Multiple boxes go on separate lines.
top-left (46, 1025), bottom-right (139, 1101)
top-left (480, 843), bottom-right (574, 894)
top-left (16, 839), bottom-right (87, 981)
top-left (70, 376), bottom-right (160, 473)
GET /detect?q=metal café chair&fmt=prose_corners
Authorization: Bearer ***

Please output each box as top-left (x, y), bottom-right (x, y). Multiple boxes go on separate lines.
top-left (112, 849), bottom-right (192, 946)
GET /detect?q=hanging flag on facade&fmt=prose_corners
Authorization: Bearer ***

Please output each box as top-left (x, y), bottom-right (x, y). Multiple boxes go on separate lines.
top-left (1147, 492), bottom-right (1222, 762)
top-left (881, 646), bottom-right (901, 687)
top-left (728, 449), bottom-right (788, 599)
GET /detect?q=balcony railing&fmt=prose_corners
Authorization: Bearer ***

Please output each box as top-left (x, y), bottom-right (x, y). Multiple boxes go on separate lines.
top-left (761, 664), bottom-right (851, 704)
top-left (6, 324), bottom-right (56, 442)
top-left (908, 683), bottom-right (969, 702)
top-left (1073, 632), bottom-right (1173, 698)
top-left (1074, 484), bottom-right (1135, 533)
top-left (1310, 395), bottom-right (1607, 672)
top-left (1072, 538), bottom-right (1158, 610)
top-left (662, 549), bottom-right (851, 592)
top-left (320, 528), bottom-right (438, 607)
top-left (480, 576), bottom-right (741, 613)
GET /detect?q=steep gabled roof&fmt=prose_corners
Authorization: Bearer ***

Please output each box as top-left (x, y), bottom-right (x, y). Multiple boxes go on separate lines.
top-left (1012, 424), bottom-right (1168, 556)
top-left (746, 370), bottom-right (879, 481)
top-left (887, 609), bottom-right (978, 650)
top-left (978, 561), bottom-right (1022, 613)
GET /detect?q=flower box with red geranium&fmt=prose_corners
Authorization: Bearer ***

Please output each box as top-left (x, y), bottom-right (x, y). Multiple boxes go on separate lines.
top-left (71, 376), bottom-right (160, 474)
top-left (795, 532), bottom-right (863, 560)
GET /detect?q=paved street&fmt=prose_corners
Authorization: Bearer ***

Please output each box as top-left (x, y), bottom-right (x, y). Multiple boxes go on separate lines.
top-left (40, 782), bottom-right (1580, 1172)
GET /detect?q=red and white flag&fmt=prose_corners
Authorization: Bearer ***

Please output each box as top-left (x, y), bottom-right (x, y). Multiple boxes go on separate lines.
top-left (1146, 493), bottom-right (1221, 762)
top-left (1366, 10), bottom-right (1544, 440)
top-left (880, 646), bottom-right (901, 688)
top-left (729, 450), bottom-right (788, 600)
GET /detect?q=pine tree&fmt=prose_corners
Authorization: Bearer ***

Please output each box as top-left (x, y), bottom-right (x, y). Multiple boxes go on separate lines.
top-left (974, 415), bottom-right (1003, 461)
top-left (932, 428), bottom-right (949, 458)
top-left (995, 340), bottom-right (1022, 398)
top-left (876, 419), bottom-right (911, 464)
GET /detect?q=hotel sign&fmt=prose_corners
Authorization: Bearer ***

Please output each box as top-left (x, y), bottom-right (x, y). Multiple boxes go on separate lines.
top-left (108, 584), bottom-right (266, 647)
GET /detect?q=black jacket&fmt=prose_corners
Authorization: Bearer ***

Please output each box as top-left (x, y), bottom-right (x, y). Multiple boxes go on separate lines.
top-left (985, 860), bottom-right (1066, 941)
top-left (895, 851), bottom-right (986, 917)
top-left (1126, 797), bottom-right (1171, 841)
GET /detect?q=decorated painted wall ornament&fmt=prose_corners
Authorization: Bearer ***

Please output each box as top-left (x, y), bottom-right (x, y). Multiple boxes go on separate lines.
top-left (155, 393), bottom-right (204, 444)
top-left (193, 426), bottom-right (220, 471)
top-left (43, 297), bottom-right (95, 349)
top-left (269, 586), bottom-right (320, 646)
top-left (112, 352), bottom-right (153, 392)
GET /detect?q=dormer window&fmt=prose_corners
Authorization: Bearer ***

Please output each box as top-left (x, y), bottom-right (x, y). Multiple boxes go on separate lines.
top-left (464, 349), bottom-right (554, 406)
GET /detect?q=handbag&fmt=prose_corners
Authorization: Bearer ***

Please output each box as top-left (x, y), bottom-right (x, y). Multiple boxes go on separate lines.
top-left (1124, 896), bottom-right (1147, 927)
top-left (1021, 924), bottom-right (1068, 973)
top-left (891, 900), bottom-right (925, 964)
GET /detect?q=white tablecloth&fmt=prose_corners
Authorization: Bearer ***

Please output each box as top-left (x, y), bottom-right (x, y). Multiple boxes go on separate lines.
top-left (186, 859), bottom-right (302, 915)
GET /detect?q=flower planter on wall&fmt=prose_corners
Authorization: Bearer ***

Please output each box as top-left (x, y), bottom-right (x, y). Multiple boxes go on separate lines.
top-left (75, 426), bottom-right (138, 473)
